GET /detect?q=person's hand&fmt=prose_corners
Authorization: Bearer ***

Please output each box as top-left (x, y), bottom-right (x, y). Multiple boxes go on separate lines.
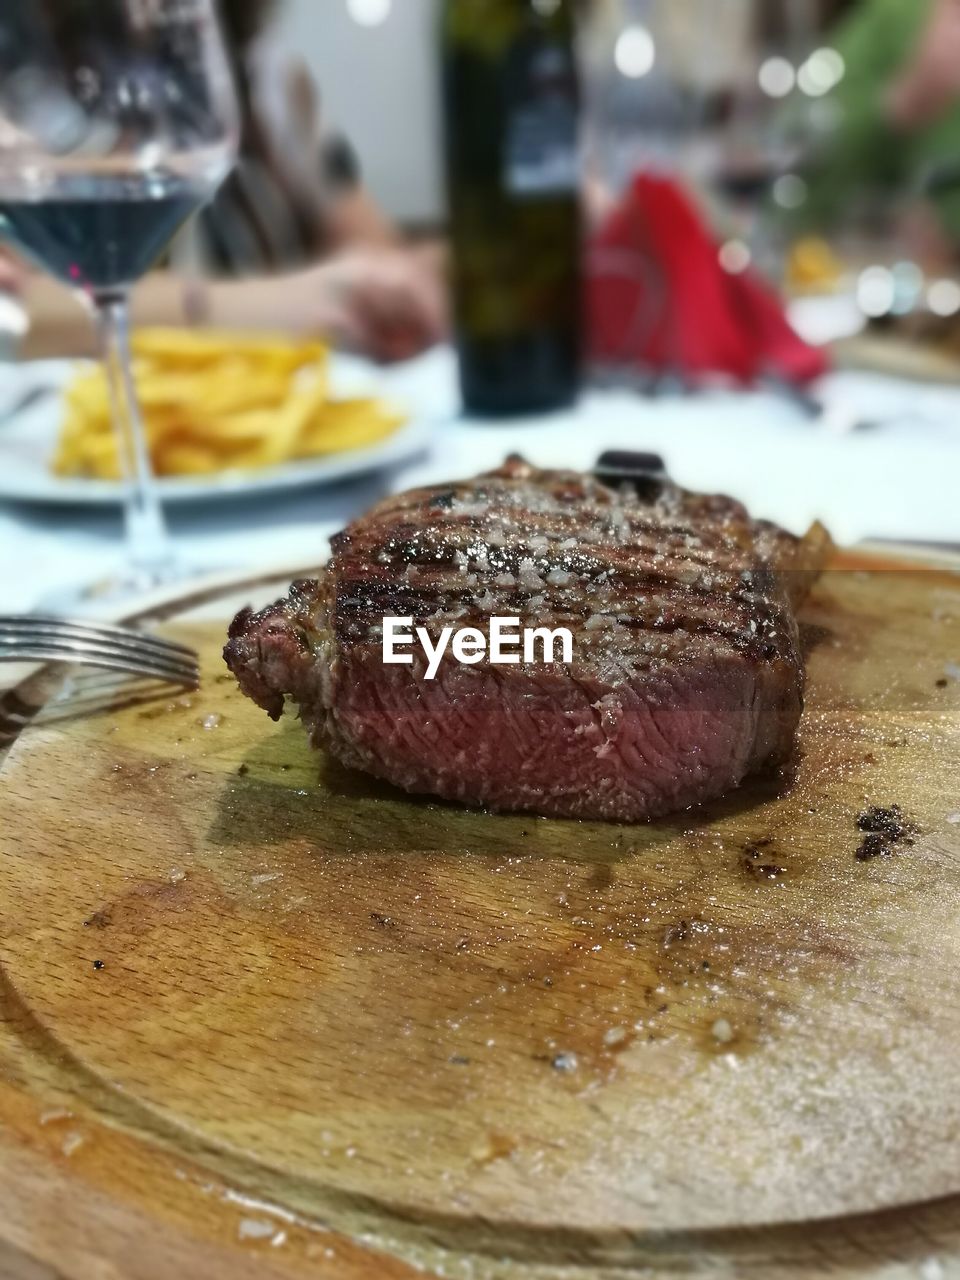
top-left (0, 251), bottom-right (24, 295)
top-left (206, 246), bottom-right (447, 361)
top-left (309, 246), bottom-right (447, 362)
top-left (255, 247), bottom-right (445, 362)
top-left (888, 0), bottom-right (960, 128)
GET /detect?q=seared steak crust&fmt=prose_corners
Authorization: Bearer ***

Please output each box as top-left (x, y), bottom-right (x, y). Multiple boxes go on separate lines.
top-left (225, 459), bottom-right (830, 821)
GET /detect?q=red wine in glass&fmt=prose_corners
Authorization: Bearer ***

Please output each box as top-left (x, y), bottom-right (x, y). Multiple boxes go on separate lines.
top-left (0, 179), bottom-right (206, 293)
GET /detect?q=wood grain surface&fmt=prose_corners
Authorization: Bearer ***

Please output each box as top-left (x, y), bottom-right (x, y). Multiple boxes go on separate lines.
top-left (0, 552), bottom-right (959, 1279)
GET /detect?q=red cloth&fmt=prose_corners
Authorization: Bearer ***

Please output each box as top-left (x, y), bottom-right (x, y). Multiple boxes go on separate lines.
top-left (586, 172), bottom-right (829, 386)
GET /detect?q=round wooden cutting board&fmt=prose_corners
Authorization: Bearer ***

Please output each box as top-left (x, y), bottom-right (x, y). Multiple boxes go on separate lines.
top-left (0, 550), bottom-right (959, 1280)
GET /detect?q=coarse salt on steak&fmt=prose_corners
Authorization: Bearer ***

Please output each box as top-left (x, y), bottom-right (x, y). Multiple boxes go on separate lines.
top-left (224, 458), bottom-right (830, 821)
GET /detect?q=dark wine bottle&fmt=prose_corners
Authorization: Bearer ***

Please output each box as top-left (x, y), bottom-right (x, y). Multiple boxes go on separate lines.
top-left (441, 0), bottom-right (582, 417)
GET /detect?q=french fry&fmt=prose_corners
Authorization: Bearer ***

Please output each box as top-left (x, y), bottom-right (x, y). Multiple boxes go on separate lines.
top-left (299, 400), bottom-right (405, 456)
top-left (154, 443), bottom-right (223, 476)
top-left (53, 330), bottom-right (403, 481)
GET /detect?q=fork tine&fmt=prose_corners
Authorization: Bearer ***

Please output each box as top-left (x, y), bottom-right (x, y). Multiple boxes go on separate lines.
top-left (0, 630), bottom-right (198, 676)
top-left (0, 629), bottom-right (194, 676)
top-left (0, 627), bottom-right (199, 670)
top-left (0, 622), bottom-right (197, 662)
top-left (0, 643), bottom-right (199, 686)
top-left (0, 616), bottom-right (196, 659)
top-left (0, 615), bottom-right (200, 689)
top-left (0, 645), bottom-right (199, 687)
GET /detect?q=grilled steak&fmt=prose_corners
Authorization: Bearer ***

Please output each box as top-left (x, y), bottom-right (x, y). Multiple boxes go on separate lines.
top-left (225, 459), bottom-right (830, 821)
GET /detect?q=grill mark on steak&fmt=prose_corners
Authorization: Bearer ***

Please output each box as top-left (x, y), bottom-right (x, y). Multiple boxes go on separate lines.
top-left (224, 459), bottom-right (831, 821)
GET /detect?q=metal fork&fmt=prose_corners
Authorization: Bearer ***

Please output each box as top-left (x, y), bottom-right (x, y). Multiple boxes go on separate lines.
top-left (0, 616), bottom-right (199, 688)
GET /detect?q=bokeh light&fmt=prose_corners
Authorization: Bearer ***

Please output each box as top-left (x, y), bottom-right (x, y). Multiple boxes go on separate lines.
top-left (346, 0), bottom-right (392, 28)
top-left (928, 279), bottom-right (960, 317)
top-left (758, 57), bottom-right (795, 99)
top-left (857, 266), bottom-right (895, 318)
top-left (615, 26), bottom-right (655, 79)
top-left (719, 239), bottom-right (751, 274)
top-left (773, 174), bottom-right (808, 209)
top-left (797, 47), bottom-right (845, 97)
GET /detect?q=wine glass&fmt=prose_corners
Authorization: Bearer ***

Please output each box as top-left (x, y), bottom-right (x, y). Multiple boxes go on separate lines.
top-left (709, 0), bottom-right (819, 281)
top-left (0, 0), bottom-right (239, 600)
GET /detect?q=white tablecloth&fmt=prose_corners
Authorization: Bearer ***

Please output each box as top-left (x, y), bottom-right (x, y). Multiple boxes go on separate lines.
top-left (1, 346), bottom-right (958, 613)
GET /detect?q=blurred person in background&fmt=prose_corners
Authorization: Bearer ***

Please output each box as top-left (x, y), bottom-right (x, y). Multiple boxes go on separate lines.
top-left (5, 0), bottom-right (445, 363)
top-left (785, 0), bottom-right (960, 269)
top-left (887, 0), bottom-right (960, 128)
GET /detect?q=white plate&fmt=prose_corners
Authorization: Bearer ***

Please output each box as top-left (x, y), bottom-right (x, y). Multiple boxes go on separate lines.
top-left (0, 353), bottom-right (435, 506)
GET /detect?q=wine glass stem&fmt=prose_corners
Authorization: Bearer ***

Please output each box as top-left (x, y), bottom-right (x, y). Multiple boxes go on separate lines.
top-left (93, 292), bottom-right (174, 580)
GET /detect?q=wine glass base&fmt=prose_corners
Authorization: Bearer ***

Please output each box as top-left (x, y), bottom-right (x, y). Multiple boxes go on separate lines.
top-left (36, 558), bottom-right (215, 618)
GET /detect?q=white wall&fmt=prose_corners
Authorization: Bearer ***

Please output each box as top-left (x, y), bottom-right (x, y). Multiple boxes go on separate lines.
top-left (274, 0), bottom-right (445, 225)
